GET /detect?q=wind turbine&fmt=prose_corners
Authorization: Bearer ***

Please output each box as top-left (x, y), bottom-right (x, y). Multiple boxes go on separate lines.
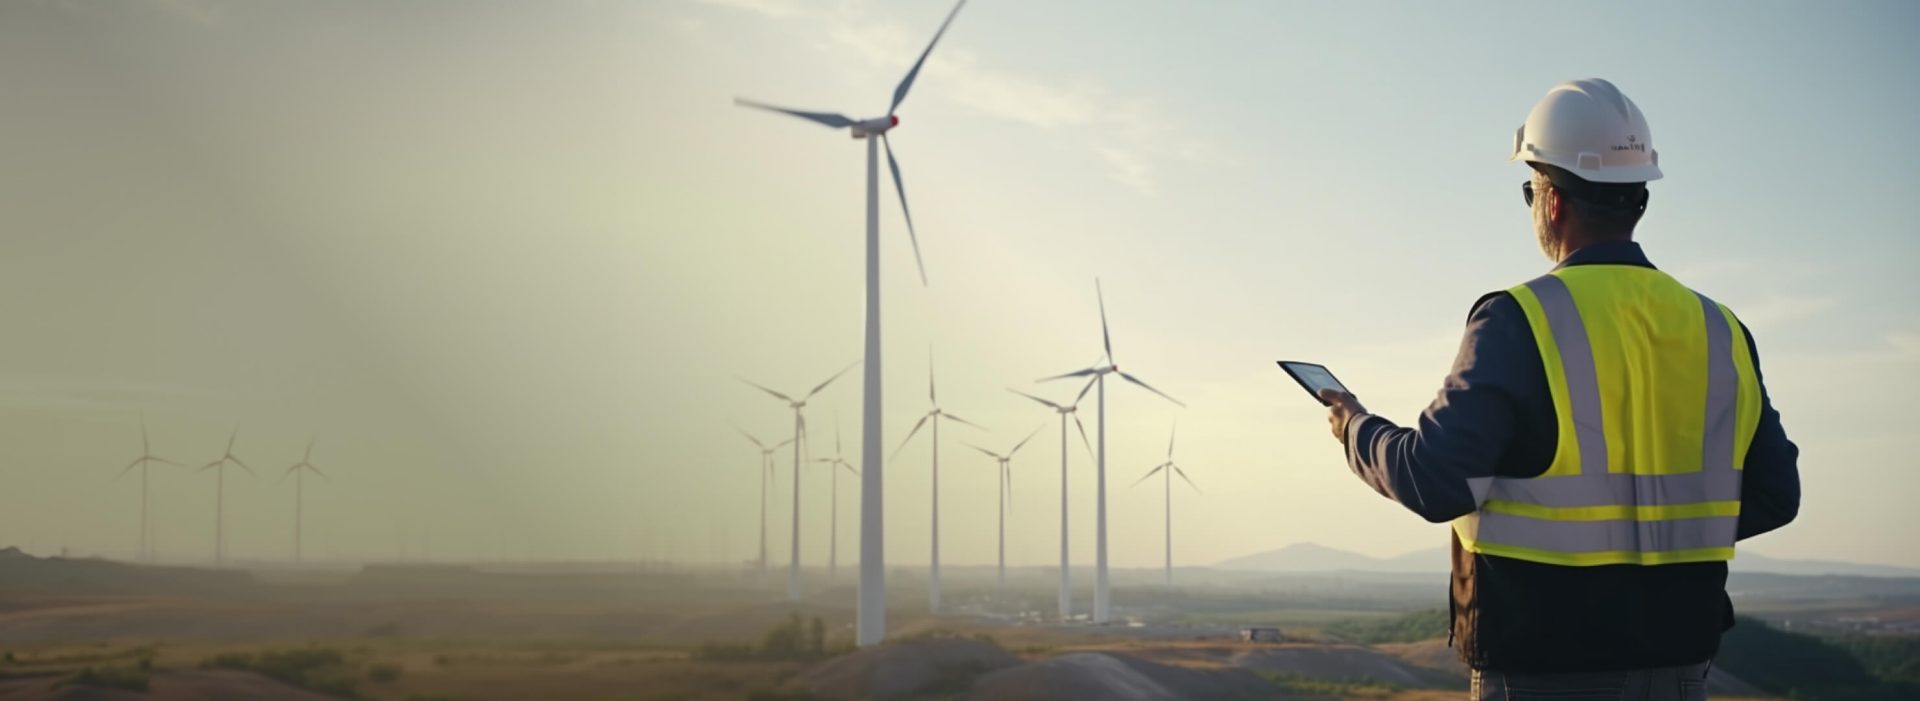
top-left (198, 426), bottom-right (255, 566)
top-left (967, 424), bottom-right (1045, 596)
top-left (116, 419), bottom-right (178, 562)
top-left (739, 360), bottom-right (860, 601)
top-left (814, 421), bottom-right (861, 582)
top-left (733, 425), bottom-right (794, 579)
top-left (283, 439), bottom-right (328, 563)
top-left (1039, 279), bottom-right (1184, 624)
top-left (734, 0), bottom-right (969, 647)
top-left (1131, 423), bottom-right (1200, 588)
top-left (890, 351), bottom-right (985, 613)
top-left (1008, 382), bottom-right (1095, 620)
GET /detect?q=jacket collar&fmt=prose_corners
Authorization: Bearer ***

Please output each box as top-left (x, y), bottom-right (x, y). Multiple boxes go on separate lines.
top-left (1555, 240), bottom-right (1655, 270)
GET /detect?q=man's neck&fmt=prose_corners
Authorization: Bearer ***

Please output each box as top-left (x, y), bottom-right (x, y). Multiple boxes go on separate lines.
top-left (1556, 236), bottom-right (1634, 264)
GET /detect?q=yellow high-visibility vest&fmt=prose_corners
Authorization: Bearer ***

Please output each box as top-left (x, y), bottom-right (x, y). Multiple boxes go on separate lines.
top-left (1452, 265), bottom-right (1763, 566)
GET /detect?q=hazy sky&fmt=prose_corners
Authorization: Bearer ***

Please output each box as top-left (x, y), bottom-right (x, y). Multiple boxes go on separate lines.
top-left (2, 0), bottom-right (1915, 570)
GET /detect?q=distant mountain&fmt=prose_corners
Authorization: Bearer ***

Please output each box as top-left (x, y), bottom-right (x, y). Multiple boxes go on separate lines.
top-left (1212, 543), bottom-right (1445, 573)
top-left (1729, 552), bottom-right (1920, 578)
top-left (1215, 543), bottom-right (1920, 578)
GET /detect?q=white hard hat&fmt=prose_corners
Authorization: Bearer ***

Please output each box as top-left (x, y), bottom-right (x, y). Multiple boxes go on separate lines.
top-left (1511, 79), bottom-right (1662, 183)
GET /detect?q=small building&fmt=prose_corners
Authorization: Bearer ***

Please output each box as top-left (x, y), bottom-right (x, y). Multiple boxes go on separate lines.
top-left (1240, 626), bottom-right (1283, 643)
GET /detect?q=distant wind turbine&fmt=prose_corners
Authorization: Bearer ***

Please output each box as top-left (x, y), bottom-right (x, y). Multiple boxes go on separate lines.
top-left (733, 425), bottom-right (795, 579)
top-left (739, 360), bottom-right (860, 601)
top-left (734, 0), bottom-right (970, 647)
top-left (198, 426), bottom-right (255, 566)
top-left (891, 351), bottom-right (985, 613)
top-left (117, 419), bottom-right (178, 562)
top-left (814, 421), bottom-right (861, 581)
top-left (968, 424), bottom-right (1045, 595)
top-left (1040, 279), bottom-right (1184, 624)
top-left (1008, 382), bottom-right (1095, 619)
top-left (283, 439), bottom-right (328, 563)
top-left (1131, 423), bottom-right (1200, 588)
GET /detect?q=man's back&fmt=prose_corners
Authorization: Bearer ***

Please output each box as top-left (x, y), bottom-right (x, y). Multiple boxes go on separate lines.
top-left (1336, 241), bottom-right (1801, 673)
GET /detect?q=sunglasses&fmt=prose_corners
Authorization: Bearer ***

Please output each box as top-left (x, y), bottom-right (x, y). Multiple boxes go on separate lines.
top-left (1522, 180), bottom-right (1543, 207)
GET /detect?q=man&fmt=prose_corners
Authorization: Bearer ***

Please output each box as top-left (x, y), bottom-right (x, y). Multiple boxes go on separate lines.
top-left (1319, 79), bottom-right (1800, 700)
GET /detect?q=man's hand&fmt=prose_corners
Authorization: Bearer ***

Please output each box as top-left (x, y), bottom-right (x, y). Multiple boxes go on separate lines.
top-left (1319, 389), bottom-right (1368, 443)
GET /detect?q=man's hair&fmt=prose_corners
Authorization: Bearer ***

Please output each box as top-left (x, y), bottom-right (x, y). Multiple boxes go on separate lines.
top-left (1533, 163), bottom-right (1648, 239)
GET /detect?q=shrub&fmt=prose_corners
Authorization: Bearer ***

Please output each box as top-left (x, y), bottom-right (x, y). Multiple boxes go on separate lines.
top-left (202, 648), bottom-right (361, 699)
top-left (1323, 609), bottom-right (1448, 644)
top-left (368, 662), bottom-right (403, 683)
top-left (63, 666), bottom-right (150, 692)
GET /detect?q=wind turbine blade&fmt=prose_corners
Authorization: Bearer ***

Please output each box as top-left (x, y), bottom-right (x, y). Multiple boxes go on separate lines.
top-left (737, 377), bottom-right (795, 403)
top-left (941, 413), bottom-right (987, 431)
top-left (965, 444), bottom-right (1000, 460)
top-left (198, 460), bottom-right (220, 473)
top-left (116, 458), bottom-right (142, 480)
top-left (888, 0), bottom-right (968, 115)
top-left (1007, 423), bottom-right (1046, 457)
top-left (149, 456), bottom-right (180, 467)
top-left (226, 426), bottom-right (239, 454)
top-left (1096, 278), bottom-right (1112, 362)
top-left (1130, 464), bottom-right (1167, 488)
top-left (889, 413), bottom-right (932, 461)
top-left (141, 418), bottom-right (150, 454)
top-left (1006, 388), bottom-right (1064, 411)
top-left (733, 98), bottom-right (855, 129)
top-left (772, 436), bottom-right (795, 450)
top-left (303, 438), bottom-right (315, 462)
top-left (235, 458), bottom-right (257, 477)
top-left (306, 463), bottom-right (328, 480)
top-left (1174, 465), bottom-right (1201, 494)
top-left (805, 359), bottom-right (862, 400)
top-left (1037, 367), bottom-right (1099, 383)
top-left (1072, 414), bottom-right (1094, 457)
top-left (1117, 371), bottom-right (1185, 408)
top-left (1074, 376), bottom-right (1097, 405)
top-left (1168, 423), bottom-right (1177, 460)
top-left (928, 348), bottom-right (937, 405)
top-left (882, 135), bottom-right (928, 286)
top-left (844, 461), bottom-right (861, 477)
top-left (731, 423), bottom-right (769, 450)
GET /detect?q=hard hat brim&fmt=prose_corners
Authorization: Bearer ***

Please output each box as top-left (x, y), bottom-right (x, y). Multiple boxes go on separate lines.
top-left (1514, 156), bottom-right (1662, 184)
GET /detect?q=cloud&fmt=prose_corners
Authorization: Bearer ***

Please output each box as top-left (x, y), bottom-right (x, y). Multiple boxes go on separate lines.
top-left (691, 0), bottom-right (1215, 195)
top-left (0, 376), bottom-right (232, 414)
top-left (1093, 144), bottom-right (1154, 196)
top-left (150, 0), bottom-right (226, 27)
top-left (1733, 294), bottom-right (1841, 330)
top-left (695, 0), bottom-right (810, 19)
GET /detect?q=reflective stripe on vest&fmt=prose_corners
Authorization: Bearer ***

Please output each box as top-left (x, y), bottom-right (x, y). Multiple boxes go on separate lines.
top-left (1452, 267), bottom-right (1762, 567)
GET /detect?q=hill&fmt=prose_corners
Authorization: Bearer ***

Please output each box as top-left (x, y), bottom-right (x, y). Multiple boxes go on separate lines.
top-left (1214, 543), bottom-right (1920, 578)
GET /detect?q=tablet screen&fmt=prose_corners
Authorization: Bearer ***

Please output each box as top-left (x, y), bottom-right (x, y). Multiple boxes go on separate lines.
top-left (1277, 361), bottom-right (1349, 404)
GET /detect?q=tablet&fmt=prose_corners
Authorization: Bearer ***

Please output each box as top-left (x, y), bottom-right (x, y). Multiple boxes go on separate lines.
top-left (1276, 361), bottom-right (1350, 406)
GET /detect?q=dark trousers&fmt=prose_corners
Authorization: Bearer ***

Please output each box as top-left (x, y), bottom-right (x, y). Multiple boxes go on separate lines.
top-left (1471, 662), bottom-right (1711, 701)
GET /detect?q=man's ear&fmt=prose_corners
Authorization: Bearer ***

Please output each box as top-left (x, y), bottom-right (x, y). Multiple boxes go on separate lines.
top-left (1546, 184), bottom-right (1563, 226)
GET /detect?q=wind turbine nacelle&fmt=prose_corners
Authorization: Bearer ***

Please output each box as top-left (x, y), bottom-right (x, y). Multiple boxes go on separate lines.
top-left (850, 115), bottom-right (899, 138)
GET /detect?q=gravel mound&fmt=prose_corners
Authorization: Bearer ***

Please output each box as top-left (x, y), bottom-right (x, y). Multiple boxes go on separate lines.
top-left (798, 637), bottom-right (1022, 701)
top-left (967, 651), bottom-right (1275, 701)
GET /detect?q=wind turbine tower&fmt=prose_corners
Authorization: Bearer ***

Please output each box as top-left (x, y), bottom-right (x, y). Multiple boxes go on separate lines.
top-left (733, 0), bottom-right (970, 647)
top-left (1040, 280), bottom-right (1184, 624)
top-left (117, 420), bottom-right (178, 563)
top-left (198, 426), bottom-right (255, 566)
top-left (739, 360), bottom-right (859, 601)
top-left (891, 351), bottom-right (985, 613)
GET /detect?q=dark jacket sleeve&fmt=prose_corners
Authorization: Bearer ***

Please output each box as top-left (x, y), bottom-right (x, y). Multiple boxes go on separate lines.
top-left (1343, 293), bottom-right (1534, 523)
top-left (1734, 322), bottom-right (1800, 540)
